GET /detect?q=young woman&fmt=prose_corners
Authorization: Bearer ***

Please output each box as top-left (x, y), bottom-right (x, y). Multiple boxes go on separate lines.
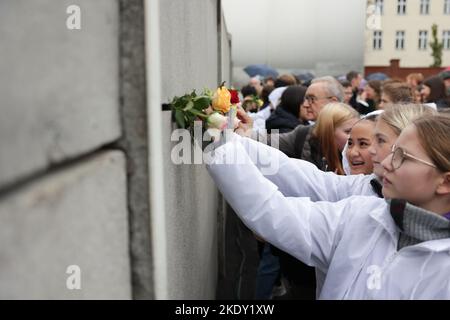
top-left (207, 115), bottom-right (450, 299)
top-left (310, 103), bottom-right (358, 174)
top-left (379, 81), bottom-right (413, 109)
top-left (235, 104), bottom-right (435, 201)
top-left (345, 115), bottom-right (377, 175)
top-left (261, 102), bottom-right (357, 299)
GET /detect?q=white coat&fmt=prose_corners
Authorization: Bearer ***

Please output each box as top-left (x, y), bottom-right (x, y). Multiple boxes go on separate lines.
top-left (235, 133), bottom-right (377, 200)
top-left (206, 135), bottom-right (450, 299)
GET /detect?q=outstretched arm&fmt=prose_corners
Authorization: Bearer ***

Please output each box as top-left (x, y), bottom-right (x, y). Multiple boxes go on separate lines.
top-left (229, 132), bottom-right (376, 201)
top-left (206, 138), bottom-right (355, 271)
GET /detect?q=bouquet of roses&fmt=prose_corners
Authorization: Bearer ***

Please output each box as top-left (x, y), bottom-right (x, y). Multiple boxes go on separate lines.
top-left (169, 82), bottom-right (241, 131)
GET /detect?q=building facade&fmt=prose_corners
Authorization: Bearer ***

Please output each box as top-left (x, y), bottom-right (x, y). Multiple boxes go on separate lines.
top-left (365, 0), bottom-right (450, 67)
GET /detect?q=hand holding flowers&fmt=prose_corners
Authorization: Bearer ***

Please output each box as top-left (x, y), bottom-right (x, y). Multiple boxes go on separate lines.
top-left (169, 83), bottom-right (241, 132)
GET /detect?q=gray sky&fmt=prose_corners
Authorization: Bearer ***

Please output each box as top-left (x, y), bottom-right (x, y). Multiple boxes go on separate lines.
top-left (222, 0), bottom-right (366, 74)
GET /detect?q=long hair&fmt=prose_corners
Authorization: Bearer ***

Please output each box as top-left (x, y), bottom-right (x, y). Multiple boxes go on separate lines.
top-left (413, 114), bottom-right (450, 173)
top-left (423, 76), bottom-right (448, 103)
top-left (312, 103), bottom-right (359, 175)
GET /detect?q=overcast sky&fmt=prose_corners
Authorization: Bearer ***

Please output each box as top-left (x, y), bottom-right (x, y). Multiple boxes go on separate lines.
top-left (222, 0), bottom-right (366, 74)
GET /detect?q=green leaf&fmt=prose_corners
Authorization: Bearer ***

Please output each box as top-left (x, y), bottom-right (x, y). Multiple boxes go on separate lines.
top-left (175, 109), bottom-right (186, 128)
top-left (183, 100), bottom-right (194, 111)
top-left (193, 96), bottom-right (211, 110)
top-left (189, 109), bottom-right (208, 118)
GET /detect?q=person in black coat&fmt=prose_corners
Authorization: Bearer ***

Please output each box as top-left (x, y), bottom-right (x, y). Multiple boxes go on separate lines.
top-left (421, 75), bottom-right (450, 109)
top-left (266, 85), bottom-right (307, 133)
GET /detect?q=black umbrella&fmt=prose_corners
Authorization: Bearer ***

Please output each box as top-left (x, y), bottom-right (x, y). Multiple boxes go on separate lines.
top-left (244, 64), bottom-right (279, 78)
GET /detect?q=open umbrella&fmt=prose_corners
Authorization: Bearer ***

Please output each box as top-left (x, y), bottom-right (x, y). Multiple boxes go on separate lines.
top-left (294, 72), bottom-right (315, 83)
top-left (244, 64), bottom-right (279, 78)
top-left (366, 72), bottom-right (388, 81)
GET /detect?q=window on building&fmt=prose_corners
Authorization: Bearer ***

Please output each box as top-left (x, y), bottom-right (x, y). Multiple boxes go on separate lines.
top-left (397, 0), bottom-right (407, 14)
top-left (375, 0), bottom-right (384, 14)
top-left (445, 0), bottom-right (450, 14)
top-left (373, 31), bottom-right (383, 50)
top-left (396, 31), bottom-right (405, 49)
top-left (419, 30), bottom-right (428, 50)
top-left (443, 30), bottom-right (450, 49)
top-left (420, 0), bottom-right (430, 14)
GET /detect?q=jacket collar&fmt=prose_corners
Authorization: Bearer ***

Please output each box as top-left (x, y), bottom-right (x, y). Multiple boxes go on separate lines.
top-left (389, 199), bottom-right (450, 250)
top-left (368, 199), bottom-right (450, 251)
top-left (369, 178), bottom-right (383, 198)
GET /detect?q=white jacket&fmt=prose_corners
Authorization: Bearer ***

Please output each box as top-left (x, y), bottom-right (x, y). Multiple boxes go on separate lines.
top-left (206, 136), bottom-right (450, 299)
top-left (236, 133), bottom-right (377, 200)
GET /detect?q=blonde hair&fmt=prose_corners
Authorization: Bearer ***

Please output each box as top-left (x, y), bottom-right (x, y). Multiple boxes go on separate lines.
top-left (406, 73), bottom-right (424, 85)
top-left (379, 104), bottom-right (437, 135)
top-left (313, 103), bottom-right (359, 175)
top-left (414, 115), bottom-right (450, 173)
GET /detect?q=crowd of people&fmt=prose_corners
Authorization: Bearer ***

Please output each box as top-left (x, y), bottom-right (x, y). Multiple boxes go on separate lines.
top-left (207, 69), bottom-right (450, 299)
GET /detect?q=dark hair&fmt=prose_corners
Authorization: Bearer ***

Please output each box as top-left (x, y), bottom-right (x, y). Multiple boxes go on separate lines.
top-left (423, 76), bottom-right (448, 103)
top-left (381, 81), bottom-right (413, 104)
top-left (241, 85), bottom-right (257, 98)
top-left (346, 71), bottom-right (360, 82)
top-left (261, 84), bottom-right (274, 104)
top-left (339, 80), bottom-right (352, 88)
top-left (278, 85), bottom-right (307, 117)
top-left (367, 80), bottom-right (382, 97)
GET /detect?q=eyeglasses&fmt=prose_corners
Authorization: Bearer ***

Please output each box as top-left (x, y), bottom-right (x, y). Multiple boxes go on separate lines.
top-left (390, 145), bottom-right (437, 170)
top-left (304, 95), bottom-right (334, 104)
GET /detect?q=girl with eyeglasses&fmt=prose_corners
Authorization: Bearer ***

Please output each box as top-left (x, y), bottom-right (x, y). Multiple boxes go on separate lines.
top-left (235, 104), bottom-right (436, 202)
top-left (207, 115), bottom-right (450, 299)
top-left (230, 104), bottom-right (436, 296)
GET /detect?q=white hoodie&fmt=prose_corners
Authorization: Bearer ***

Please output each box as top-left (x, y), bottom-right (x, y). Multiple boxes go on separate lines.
top-left (206, 135), bottom-right (450, 299)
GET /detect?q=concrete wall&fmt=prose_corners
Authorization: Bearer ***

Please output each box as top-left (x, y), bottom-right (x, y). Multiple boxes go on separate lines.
top-left (158, 0), bottom-right (230, 299)
top-left (0, 0), bottom-right (230, 299)
top-left (0, 151), bottom-right (130, 299)
top-left (0, 0), bottom-right (131, 299)
top-left (0, 0), bottom-right (121, 187)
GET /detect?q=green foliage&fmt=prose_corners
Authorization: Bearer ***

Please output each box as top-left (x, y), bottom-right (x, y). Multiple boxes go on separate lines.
top-left (430, 24), bottom-right (443, 67)
top-left (169, 90), bottom-right (212, 129)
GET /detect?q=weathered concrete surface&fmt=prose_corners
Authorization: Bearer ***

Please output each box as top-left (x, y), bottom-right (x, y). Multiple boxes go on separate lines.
top-left (0, 151), bottom-right (131, 299)
top-left (161, 112), bottom-right (219, 300)
top-left (118, 0), bottom-right (154, 300)
top-left (0, 0), bottom-right (121, 187)
top-left (160, 0), bottom-right (220, 101)
top-left (157, 0), bottom-right (232, 299)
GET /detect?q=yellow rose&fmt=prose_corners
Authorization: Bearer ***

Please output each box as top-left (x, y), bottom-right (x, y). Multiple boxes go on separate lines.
top-left (212, 87), bottom-right (231, 113)
top-left (257, 99), bottom-right (264, 108)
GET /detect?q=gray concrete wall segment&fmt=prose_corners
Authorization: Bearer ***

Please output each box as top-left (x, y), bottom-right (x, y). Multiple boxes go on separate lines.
top-left (118, 0), bottom-right (154, 300)
top-left (0, 151), bottom-right (131, 299)
top-left (162, 111), bottom-right (218, 299)
top-left (0, 0), bottom-right (121, 187)
top-left (160, 0), bottom-right (219, 101)
top-left (220, 9), bottom-right (232, 85)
